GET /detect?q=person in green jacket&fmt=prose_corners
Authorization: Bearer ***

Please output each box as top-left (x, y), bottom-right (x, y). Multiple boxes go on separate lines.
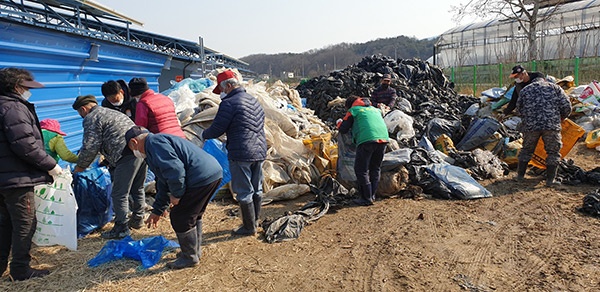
top-left (40, 119), bottom-right (78, 163)
top-left (337, 96), bottom-right (389, 206)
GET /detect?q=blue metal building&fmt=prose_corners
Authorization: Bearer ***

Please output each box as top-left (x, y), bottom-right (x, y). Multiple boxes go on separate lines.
top-left (0, 0), bottom-right (251, 157)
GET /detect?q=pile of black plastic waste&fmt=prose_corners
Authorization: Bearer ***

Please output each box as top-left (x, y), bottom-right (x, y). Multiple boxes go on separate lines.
top-left (296, 55), bottom-right (479, 143)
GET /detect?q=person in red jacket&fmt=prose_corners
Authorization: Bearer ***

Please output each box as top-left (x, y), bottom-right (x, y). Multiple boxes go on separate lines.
top-left (128, 77), bottom-right (185, 138)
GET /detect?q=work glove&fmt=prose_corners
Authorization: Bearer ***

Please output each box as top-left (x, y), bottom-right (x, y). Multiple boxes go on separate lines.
top-left (48, 164), bottom-right (63, 177)
top-left (336, 118), bottom-right (343, 128)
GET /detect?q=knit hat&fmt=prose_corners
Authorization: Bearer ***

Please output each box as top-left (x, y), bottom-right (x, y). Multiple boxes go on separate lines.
top-left (212, 70), bottom-right (236, 94)
top-left (72, 94), bottom-right (98, 110)
top-left (40, 119), bottom-right (66, 136)
top-left (128, 77), bottom-right (149, 97)
top-left (125, 126), bottom-right (149, 142)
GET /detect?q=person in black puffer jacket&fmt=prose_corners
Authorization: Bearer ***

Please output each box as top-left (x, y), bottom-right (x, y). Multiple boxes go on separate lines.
top-left (0, 68), bottom-right (62, 281)
top-left (203, 70), bottom-right (267, 236)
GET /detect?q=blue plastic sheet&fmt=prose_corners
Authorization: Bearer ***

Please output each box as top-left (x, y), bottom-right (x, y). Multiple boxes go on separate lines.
top-left (88, 236), bottom-right (180, 269)
top-left (73, 167), bottom-right (113, 238)
top-left (161, 77), bottom-right (213, 96)
top-left (203, 139), bottom-right (231, 200)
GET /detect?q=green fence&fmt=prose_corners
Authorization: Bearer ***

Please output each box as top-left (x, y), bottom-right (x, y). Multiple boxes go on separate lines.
top-left (445, 57), bottom-right (600, 96)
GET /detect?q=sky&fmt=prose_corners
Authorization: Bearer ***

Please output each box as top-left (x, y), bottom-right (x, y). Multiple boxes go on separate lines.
top-left (98, 0), bottom-right (472, 59)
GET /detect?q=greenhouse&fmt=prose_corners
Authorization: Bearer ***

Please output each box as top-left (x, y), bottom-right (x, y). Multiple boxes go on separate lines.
top-left (435, 0), bottom-right (600, 68)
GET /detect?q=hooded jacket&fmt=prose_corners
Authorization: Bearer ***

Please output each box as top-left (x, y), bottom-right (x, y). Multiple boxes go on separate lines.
top-left (0, 92), bottom-right (55, 189)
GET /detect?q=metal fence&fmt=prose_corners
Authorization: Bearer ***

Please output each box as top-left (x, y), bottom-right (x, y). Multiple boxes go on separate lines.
top-left (445, 56), bottom-right (600, 96)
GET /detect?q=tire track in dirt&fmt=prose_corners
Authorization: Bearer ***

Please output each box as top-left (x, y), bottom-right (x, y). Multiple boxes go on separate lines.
top-left (462, 195), bottom-right (540, 288)
top-left (509, 194), bottom-right (559, 290)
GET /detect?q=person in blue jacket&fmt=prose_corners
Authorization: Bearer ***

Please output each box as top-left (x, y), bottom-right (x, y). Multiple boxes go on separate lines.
top-left (202, 70), bottom-right (267, 236)
top-left (126, 126), bottom-right (222, 269)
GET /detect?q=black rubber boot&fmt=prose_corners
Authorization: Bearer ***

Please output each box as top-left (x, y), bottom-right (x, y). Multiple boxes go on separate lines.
top-left (515, 161), bottom-right (528, 181)
top-left (370, 181), bottom-right (379, 202)
top-left (0, 214), bottom-right (11, 277)
top-left (101, 222), bottom-right (130, 239)
top-left (167, 228), bottom-right (199, 269)
top-left (353, 183), bottom-right (373, 206)
top-left (233, 202), bottom-right (256, 236)
top-left (253, 195), bottom-right (262, 229)
top-left (10, 267), bottom-right (50, 281)
top-left (546, 164), bottom-right (561, 186)
top-left (196, 220), bottom-right (202, 258)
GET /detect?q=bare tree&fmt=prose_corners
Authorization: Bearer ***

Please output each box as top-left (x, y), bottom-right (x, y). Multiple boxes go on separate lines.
top-left (451, 0), bottom-right (572, 62)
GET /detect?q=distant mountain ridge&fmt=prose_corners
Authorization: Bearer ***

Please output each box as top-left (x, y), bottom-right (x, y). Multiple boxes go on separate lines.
top-left (240, 35), bottom-right (436, 78)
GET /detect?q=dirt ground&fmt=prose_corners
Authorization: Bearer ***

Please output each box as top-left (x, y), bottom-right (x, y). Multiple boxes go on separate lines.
top-left (2, 142), bottom-right (600, 291)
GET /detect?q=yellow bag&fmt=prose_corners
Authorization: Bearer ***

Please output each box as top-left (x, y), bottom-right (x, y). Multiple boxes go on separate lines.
top-left (434, 134), bottom-right (456, 155)
top-left (585, 128), bottom-right (600, 149)
top-left (502, 138), bottom-right (522, 166)
top-left (303, 133), bottom-right (337, 173)
top-left (530, 119), bottom-right (585, 169)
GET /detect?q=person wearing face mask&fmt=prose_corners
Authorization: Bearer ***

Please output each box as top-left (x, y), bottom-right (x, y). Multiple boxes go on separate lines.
top-left (128, 77), bottom-right (185, 138)
top-left (126, 126), bottom-right (222, 269)
top-left (71, 94), bottom-right (148, 239)
top-left (202, 69), bottom-right (267, 236)
top-left (503, 65), bottom-right (545, 115)
top-left (370, 73), bottom-right (397, 113)
top-left (515, 77), bottom-right (572, 186)
top-left (0, 67), bottom-right (62, 281)
top-left (101, 80), bottom-right (136, 120)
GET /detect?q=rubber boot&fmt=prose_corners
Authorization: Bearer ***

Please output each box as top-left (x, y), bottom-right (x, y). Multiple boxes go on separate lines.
top-left (233, 202), bottom-right (256, 236)
top-left (101, 222), bottom-right (130, 239)
top-left (253, 195), bottom-right (262, 229)
top-left (370, 181), bottom-right (379, 202)
top-left (353, 183), bottom-right (373, 206)
top-left (167, 228), bottom-right (199, 269)
top-left (0, 214), bottom-right (11, 276)
top-left (196, 220), bottom-right (202, 258)
top-left (515, 161), bottom-right (528, 182)
top-left (546, 164), bottom-right (561, 186)
top-left (10, 267), bottom-right (50, 281)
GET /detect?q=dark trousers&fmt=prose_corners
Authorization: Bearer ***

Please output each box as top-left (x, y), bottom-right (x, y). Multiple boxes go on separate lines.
top-left (0, 187), bottom-right (36, 273)
top-left (170, 179), bottom-right (221, 233)
top-left (518, 130), bottom-right (562, 167)
top-left (354, 142), bottom-right (387, 188)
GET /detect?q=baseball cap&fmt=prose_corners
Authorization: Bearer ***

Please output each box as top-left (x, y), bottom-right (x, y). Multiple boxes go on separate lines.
top-left (125, 126), bottom-right (149, 142)
top-left (509, 65), bottom-right (525, 78)
top-left (212, 70), bottom-right (236, 94)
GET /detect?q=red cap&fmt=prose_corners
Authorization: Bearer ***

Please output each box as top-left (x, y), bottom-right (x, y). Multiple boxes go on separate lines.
top-left (212, 70), bottom-right (236, 94)
top-left (40, 119), bottom-right (67, 136)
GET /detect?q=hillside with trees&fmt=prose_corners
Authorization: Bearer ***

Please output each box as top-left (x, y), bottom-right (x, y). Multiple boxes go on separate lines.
top-left (241, 36), bottom-right (436, 79)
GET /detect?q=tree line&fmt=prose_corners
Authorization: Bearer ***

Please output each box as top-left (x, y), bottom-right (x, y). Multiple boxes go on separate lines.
top-left (240, 36), bottom-right (436, 79)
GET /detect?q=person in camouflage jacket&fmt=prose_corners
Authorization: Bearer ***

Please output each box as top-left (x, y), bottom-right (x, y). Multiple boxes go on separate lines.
top-left (515, 77), bottom-right (572, 186)
top-left (72, 95), bottom-right (148, 239)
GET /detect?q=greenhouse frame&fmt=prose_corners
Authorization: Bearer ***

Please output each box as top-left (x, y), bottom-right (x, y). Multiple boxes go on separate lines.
top-left (435, 0), bottom-right (600, 68)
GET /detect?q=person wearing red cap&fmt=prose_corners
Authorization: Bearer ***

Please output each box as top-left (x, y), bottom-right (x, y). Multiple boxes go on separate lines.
top-left (202, 70), bottom-right (267, 236)
top-left (0, 67), bottom-right (62, 281)
top-left (40, 118), bottom-right (78, 163)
